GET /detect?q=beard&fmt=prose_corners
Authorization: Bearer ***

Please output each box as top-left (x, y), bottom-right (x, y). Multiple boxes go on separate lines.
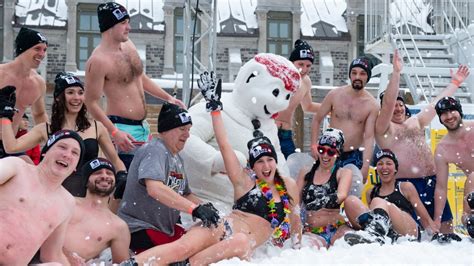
top-left (444, 120), bottom-right (462, 131)
top-left (351, 79), bottom-right (364, 90)
top-left (87, 180), bottom-right (115, 197)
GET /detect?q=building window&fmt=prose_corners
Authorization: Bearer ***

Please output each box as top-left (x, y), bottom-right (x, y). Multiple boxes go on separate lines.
top-left (174, 8), bottom-right (200, 74)
top-left (0, 1), bottom-right (4, 61)
top-left (267, 12), bottom-right (292, 58)
top-left (76, 4), bottom-right (100, 70)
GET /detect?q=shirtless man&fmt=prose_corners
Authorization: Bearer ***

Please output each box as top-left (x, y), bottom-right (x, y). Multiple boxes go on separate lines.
top-left (64, 157), bottom-right (130, 264)
top-left (0, 27), bottom-right (48, 158)
top-left (376, 53), bottom-right (469, 234)
top-left (310, 56), bottom-right (379, 197)
top-left (0, 129), bottom-right (84, 265)
top-left (85, 2), bottom-right (185, 169)
top-left (276, 39), bottom-right (320, 158)
top-left (434, 97), bottom-right (474, 238)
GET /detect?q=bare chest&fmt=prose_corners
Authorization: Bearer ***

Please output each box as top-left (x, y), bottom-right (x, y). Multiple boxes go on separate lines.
top-left (332, 99), bottom-right (369, 124)
top-left (1, 76), bottom-right (42, 110)
top-left (105, 49), bottom-right (143, 84)
top-left (439, 137), bottom-right (474, 174)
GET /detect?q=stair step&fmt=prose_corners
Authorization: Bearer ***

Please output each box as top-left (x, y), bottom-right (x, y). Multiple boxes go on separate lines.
top-left (395, 34), bottom-right (449, 41)
top-left (404, 53), bottom-right (454, 60)
top-left (399, 44), bottom-right (450, 50)
top-left (406, 63), bottom-right (459, 68)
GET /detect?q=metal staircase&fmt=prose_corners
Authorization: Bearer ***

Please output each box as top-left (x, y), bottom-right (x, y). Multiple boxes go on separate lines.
top-left (364, 0), bottom-right (474, 103)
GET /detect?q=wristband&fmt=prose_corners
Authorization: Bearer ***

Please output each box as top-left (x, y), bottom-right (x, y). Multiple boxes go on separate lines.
top-left (1, 119), bottom-right (12, 125)
top-left (451, 79), bottom-right (462, 87)
top-left (188, 204), bottom-right (197, 214)
top-left (211, 110), bottom-right (221, 116)
top-left (111, 128), bottom-right (118, 137)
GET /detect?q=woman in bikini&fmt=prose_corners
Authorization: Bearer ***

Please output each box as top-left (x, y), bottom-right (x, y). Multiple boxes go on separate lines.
top-left (297, 128), bottom-right (352, 248)
top-left (343, 149), bottom-right (438, 245)
top-left (2, 72), bottom-right (126, 198)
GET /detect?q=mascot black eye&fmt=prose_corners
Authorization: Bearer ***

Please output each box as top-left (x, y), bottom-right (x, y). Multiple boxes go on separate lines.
top-left (286, 94), bottom-right (290, 100)
top-left (272, 89), bottom-right (279, 97)
top-left (246, 73), bottom-right (256, 83)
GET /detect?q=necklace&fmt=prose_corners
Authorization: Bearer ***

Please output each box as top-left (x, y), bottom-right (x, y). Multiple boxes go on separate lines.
top-left (256, 178), bottom-right (291, 247)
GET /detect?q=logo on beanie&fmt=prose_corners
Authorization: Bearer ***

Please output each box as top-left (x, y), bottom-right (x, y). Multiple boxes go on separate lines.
top-left (299, 49), bottom-right (314, 60)
top-left (37, 33), bottom-right (47, 42)
top-left (178, 112), bottom-right (192, 124)
top-left (250, 143), bottom-right (273, 159)
top-left (352, 58), bottom-right (369, 69)
top-left (64, 76), bottom-right (77, 85)
top-left (89, 159), bottom-right (102, 169)
top-left (112, 8), bottom-right (128, 20)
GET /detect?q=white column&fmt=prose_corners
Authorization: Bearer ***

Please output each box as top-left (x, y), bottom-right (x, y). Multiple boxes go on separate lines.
top-left (65, 0), bottom-right (78, 72)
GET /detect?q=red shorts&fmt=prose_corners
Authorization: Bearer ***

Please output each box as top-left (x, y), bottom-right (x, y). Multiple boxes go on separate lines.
top-left (131, 224), bottom-right (186, 254)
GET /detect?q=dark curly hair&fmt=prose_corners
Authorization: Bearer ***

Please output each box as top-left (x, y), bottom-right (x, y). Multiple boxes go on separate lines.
top-left (50, 91), bottom-right (90, 133)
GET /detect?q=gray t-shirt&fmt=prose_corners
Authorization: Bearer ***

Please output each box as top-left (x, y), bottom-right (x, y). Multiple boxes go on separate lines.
top-left (118, 138), bottom-right (191, 236)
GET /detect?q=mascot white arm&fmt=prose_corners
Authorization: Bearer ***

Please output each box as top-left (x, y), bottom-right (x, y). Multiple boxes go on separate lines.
top-left (181, 53), bottom-right (301, 208)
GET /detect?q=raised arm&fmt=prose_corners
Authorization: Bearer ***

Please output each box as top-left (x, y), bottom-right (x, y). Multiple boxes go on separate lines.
top-left (336, 168), bottom-right (352, 202)
top-left (2, 118), bottom-right (46, 153)
top-left (197, 71), bottom-right (246, 186)
top-left (417, 65), bottom-right (469, 127)
top-left (375, 49), bottom-right (402, 136)
top-left (310, 92), bottom-right (333, 158)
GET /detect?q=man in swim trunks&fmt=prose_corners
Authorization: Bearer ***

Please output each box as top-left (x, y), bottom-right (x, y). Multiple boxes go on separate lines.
top-left (310, 55), bottom-right (379, 197)
top-left (85, 2), bottom-right (186, 170)
top-left (275, 39), bottom-right (320, 158)
top-left (376, 50), bottom-right (469, 233)
top-left (434, 96), bottom-right (474, 238)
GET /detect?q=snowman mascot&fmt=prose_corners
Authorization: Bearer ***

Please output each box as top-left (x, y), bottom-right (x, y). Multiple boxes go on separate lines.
top-left (181, 53), bottom-right (301, 209)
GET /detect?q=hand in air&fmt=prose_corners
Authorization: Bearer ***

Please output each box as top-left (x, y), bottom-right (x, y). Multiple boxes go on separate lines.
top-left (392, 49), bottom-right (403, 73)
top-left (197, 71), bottom-right (223, 112)
top-left (451, 64), bottom-right (470, 85)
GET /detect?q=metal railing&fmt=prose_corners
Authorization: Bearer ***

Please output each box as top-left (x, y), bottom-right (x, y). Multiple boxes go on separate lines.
top-left (365, 0), bottom-right (473, 47)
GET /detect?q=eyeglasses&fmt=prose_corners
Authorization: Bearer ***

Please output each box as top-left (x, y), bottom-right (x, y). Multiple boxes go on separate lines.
top-left (317, 145), bottom-right (338, 156)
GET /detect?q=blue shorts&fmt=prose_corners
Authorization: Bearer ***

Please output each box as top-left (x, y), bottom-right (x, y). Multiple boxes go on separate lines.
top-left (336, 150), bottom-right (363, 169)
top-left (109, 116), bottom-right (151, 170)
top-left (398, 175), bottom-right (453, 223)
top-left (278, 128), bottom-right (296, 159)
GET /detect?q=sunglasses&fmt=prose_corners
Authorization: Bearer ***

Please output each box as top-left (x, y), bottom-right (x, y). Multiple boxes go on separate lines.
top-left (317, 145), bottom-right (338, 156)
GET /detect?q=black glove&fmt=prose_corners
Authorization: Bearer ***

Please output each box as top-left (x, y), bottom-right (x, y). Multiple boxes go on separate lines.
top-left (431, 232), bottom-right (462, 243)
top-left (197, 71), bottom-right (223, 112)
top-left (0, 86), bottom-right (17, 121)
top-left (466, 215), bottom-right (474, 238)
top-left (114, 170), bottom-right (128, 199)
top-left (192, 203), bottom-right (220, 228)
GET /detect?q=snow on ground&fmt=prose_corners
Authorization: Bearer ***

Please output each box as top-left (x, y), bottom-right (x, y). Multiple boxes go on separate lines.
top-left (216, 235), bottom-right (473, 265)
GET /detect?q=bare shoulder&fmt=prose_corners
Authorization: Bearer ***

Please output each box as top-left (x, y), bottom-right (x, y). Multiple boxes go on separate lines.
top-left (399, 181), bottom-right (416, 194)
top-left (281, 176), bottom-right (298, 195)
top-left (0, 156), bottom-right (25, 166)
